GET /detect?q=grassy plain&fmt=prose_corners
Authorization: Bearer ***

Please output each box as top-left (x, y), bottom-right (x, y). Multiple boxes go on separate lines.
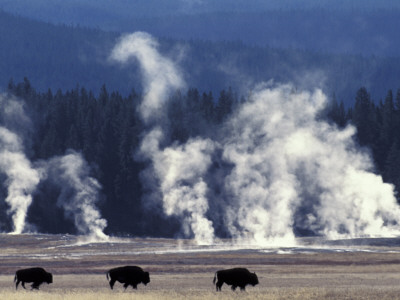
top-left (1, 234), bottom-right (400, 299)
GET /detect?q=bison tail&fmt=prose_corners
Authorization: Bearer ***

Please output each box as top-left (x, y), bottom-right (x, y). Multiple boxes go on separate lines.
top-left (213, 272), bottom-right (217, 285)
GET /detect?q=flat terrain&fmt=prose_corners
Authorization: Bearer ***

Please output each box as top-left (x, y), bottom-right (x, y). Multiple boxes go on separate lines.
top-left (2, 234), bottom-right (400, 299)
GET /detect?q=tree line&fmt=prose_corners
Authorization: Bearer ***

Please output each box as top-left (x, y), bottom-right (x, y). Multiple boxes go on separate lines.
top-left (328, 87), bottom-right (400, 196)
top-left (3, 8), bottom-right (400, 108)
top-left (5, 78), bottom-right (238, 235)
top-left (3, 78), bottom-right (400, 235)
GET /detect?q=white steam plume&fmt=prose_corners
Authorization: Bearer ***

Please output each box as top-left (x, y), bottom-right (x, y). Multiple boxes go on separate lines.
top-left (0, 95), bottom-right (40, 234)
top-left (0, 95), bottom-right (108, 239)
top-left (222, 84), bottom-right (400, 245)
top-left (0, 128), bottom-right (40, 234)
top-left (141, 129), bottom-right (215, 244)
top-left (111, 32), bottom-right (400, 246)
top-left (111, 32), bottom-right (215, 244)
top-left (110, 32), bottom-right (184, 124)
top-left (45, 151), bottom-right (108, 241)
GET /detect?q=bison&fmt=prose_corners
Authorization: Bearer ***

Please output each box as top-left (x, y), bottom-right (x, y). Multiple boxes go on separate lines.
top-left (106, 266), bottom-right (150, 290)
top-left (213, 267), bottom-right (258, 291)
top-left (14, 267), bottom-right (53, 290)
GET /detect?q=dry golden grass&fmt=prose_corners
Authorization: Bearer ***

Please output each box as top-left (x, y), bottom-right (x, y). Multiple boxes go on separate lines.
top-left (2, 288), bottom-right (400, 300)
top-left (2, 235), bottom-right (400, 299)
top-left (2, 272), bottom-right (400, 300)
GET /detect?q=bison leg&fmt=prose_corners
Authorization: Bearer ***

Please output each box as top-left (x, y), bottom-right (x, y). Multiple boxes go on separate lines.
top-left (240, 285), bottom-right (246, 291)
top-left (31, 282), bottom-right (40, 290)
top-left (231, 285), bottom-right (237, 291)
top-left (15, 280), bottom-right (20, 290)
top-left (216, 281), bottom-right (223, 291)
top-left (21, 282), bottom-right (26, 289)
top-left (123, 283), bottom-right (129, 290)
top-left (109, 279), bottom-right (116, 289)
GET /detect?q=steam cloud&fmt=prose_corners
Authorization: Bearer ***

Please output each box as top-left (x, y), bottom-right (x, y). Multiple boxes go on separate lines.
top-left (222, 84), bottom-right (400, 245)
top-left (141, 130), bottom-right (215, 244)
top-left (111, 32), bottom-right (216, 244)
top-left (0, 127), bottom-right (40, 234)
top-left (0, 95), bottom-right (40, 234)
top-left (110, 32), bottom-right (400, 246)
top-left (44, 151), bottom-right (108, 241)
top-left (111, 32), bottom-right (184, 124)
top-left (2, 31), bottom-right (397, 245)
top-left (0, 95), bottom-right (107, 239)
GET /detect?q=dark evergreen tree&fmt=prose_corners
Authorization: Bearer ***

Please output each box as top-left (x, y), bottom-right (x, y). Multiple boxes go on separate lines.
top-left (200, 91), bottom-right (215, 122)
top-left (327, 94), bottom-right (346, 127)
top-left (383, 141), bottom-right (400, 202)
top-left (376, 90), bottom-right (396, 170)
top-left (395, 88), bottom-right (400, 111)
top-left (168, 90), bottom-right (189, 142)
top-left (215, 87), bottom-right (235, 123)
top-left (66, 124), bottom-right (80, 150)
top-left (353, 87), bottom-right (378, 147)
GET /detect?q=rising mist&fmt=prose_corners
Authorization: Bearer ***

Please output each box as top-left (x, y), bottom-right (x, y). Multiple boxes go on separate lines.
top-left (109, 32), bottom-right (400, 246)
top-left (1, 31), bottom-right (400, 247)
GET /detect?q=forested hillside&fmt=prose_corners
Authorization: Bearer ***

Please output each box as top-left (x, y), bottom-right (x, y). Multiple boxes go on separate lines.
top-left (3, 0), bottom-right (400, 19)
top-left (4, 79), bottom-right (239, 236)
top-left (2, 2), bottom-right (400, 239)
top-left (2, 1), bottom-right (400, 57)
top-left (3, 79), bottom-right (400, 237)
top-left (2, 10), bottom-right (400, 105)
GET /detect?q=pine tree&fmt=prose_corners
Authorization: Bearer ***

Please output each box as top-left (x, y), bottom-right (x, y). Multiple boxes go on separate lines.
top-left (383, 141), bottom-right (400, 202)
top-left (200, 91), bottom-right (215, 122)
top-left (215, 87), bottom-right (234, 123)
top-left (353, 87), bottom-right (377, 147)
top-left (327, 94), bottom-right (346, 127)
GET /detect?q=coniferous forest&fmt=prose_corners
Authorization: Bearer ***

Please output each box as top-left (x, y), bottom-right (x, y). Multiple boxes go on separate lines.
top-left (2, 8), bottom-right (400, 107)
top-left (3, 4), bottom-right (400, 299)
top-left (4, 78), bottom-right (400, 236)
top-left (2, 2), bottom-right (400, 239)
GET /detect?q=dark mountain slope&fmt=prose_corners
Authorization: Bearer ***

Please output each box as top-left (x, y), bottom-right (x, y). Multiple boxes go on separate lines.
top-left (0, 10), bottom-right (127, 94)
top-left (1, 10), bottom-right (400, 104)
top-left (2, 1), bottom-right (400, 57)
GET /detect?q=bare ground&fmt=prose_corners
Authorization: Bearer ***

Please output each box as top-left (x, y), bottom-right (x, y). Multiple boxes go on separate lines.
top-left (1, 234), bottom-right (400, 299)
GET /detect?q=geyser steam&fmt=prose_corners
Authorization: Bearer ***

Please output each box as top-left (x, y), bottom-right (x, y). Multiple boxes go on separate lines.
top-left (222, 84), bottom-right (400, 244)
top-left (0, 94), bottom-right (108, 239)
top-left (141, 130), bottom-right (215, 244)
top-left (110, 31), bottom-right (400, 246)
top-left (110, 32), bottom-right (184, 123)
top-left (111, 32), bottom-right (215, 244)
top-left (0, 95), bottom-right (40, 234)
top-left (45, 151), bottom-right (108, 241)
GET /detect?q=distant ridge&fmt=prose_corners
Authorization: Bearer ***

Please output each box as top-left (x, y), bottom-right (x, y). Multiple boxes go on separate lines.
top-left (2, 1), bottom-right (400, 57)
top-left (1, 10), bottom-right (400, 105)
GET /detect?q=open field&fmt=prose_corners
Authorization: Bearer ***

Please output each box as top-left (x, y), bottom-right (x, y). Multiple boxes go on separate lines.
top-left (2, 234), bottom-right (400, 299)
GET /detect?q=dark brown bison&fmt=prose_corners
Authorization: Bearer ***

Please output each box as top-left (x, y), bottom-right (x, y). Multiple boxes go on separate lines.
top-left (106, 266), bottom-right (150, 290)
top-left (14, 267), bottom-right (53, 290)
top-left (213, 267), bottom-right (259, 291)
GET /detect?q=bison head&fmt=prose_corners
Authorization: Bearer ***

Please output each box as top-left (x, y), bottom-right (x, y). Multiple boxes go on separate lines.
top-left (250, 272), bottom-right (259, 286)
top-left (142, 271), bottom-right (150, 285)
top-left (46, 272), bottom-right (53, 284)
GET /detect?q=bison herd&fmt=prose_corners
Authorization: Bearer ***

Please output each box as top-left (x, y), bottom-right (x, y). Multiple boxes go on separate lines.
top-left (13, 266), bottom-right (259, 292)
